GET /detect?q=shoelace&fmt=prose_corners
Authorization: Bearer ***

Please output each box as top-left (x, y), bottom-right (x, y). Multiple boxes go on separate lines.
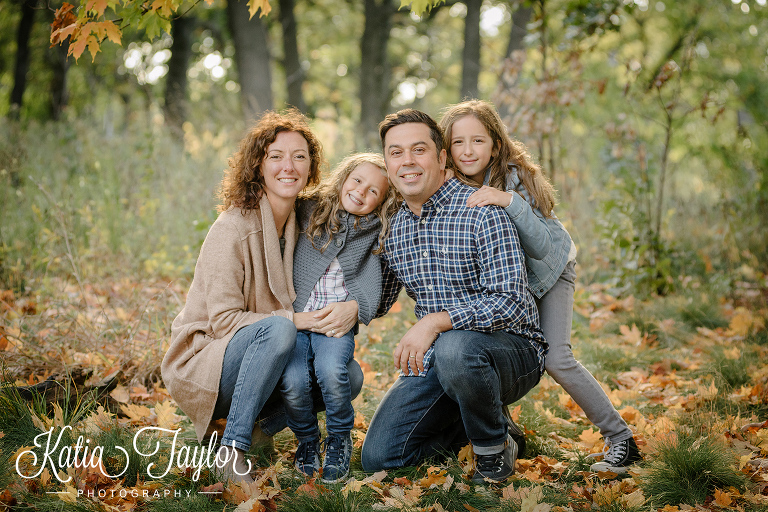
top-left (476, 452), bottom-right (505, 473)
top-left (323, 436), bottom-right (347, 466)
top-left (296, 439), bottom-right (318, 465)
top-left (587, 440), bottom-right (627, 464)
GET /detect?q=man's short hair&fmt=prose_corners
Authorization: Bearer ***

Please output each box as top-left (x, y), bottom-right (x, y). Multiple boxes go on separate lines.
top-left (379, 108), bottom-right (444, 154)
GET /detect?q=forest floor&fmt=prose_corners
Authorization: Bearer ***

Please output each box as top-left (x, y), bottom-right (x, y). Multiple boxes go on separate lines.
top-left (1, 274), bottom-right (768, 512)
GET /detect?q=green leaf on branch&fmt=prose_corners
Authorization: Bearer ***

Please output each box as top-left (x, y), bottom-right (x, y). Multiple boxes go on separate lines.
top-left (400, 0), bottom-right (443, 17)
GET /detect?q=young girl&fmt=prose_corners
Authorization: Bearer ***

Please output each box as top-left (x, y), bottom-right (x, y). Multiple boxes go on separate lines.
top-left (439, 100), bottom-right (641, 474)
top-left (282, 153), bottom-right (399, 483)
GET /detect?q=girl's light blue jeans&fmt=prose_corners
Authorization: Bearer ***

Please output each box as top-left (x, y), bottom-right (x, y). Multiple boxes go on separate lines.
top-left (280, 329), bottom-right (356, 442)
top-left (212, 317), bottom-right (364, 450)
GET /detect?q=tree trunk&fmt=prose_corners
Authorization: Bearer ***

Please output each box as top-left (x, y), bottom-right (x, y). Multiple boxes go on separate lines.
top-left (506, 3), bottom-right (532, 57)
top-left (227, 0), bottom-right (273, 124)
top-left (495, 4), bottom-right (532, 125)
top-left (359, 0), bottom-right (394, 150)
top-left (47, 40), bottom-right (69, 120)
top-left (278, 0), bottom-right (305, 112)
top-left (460, 0), bottom-right (481, 100)
top-left (10, 0), bottom-right (36, 119)
top-left (164, 15), bottom-right (194, 138)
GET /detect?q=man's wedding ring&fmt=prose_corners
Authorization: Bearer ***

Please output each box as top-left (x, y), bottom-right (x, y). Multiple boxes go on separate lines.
top-left (409, 355), bottom-right (416, 359)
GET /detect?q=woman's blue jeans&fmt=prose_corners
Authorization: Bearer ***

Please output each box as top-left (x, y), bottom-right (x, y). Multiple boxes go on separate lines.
top-left (361, 329), bottom-right (541, 471)
top-left (280, 329), bottom-right (356, 441)
top-left (212, 317), bottom-right (364, 450)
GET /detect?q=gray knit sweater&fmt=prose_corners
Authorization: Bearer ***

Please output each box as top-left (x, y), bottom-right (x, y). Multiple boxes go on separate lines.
top-left (292, 199), bottom-right (383, 326)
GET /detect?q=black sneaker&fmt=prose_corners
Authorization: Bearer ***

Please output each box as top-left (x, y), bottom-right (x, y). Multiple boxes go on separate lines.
top-left (294, 437), bottom-right (321, 477)
top-left (321, 433), bottom-right (352, 483)
top-left (502, 405), bottom-right (526, 457)
top-left (472, 434), bottom-right (518, 483)
top-left (589, 437), bottom-right (642, 473)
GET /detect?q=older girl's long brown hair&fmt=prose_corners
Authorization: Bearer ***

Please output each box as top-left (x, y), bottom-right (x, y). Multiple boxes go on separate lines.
top-left (217, 109), bottom-right (324, 213)
top-left (304, 153), bottom-right (399, 254)
top-left (439, 100), bottom-right (556, 218)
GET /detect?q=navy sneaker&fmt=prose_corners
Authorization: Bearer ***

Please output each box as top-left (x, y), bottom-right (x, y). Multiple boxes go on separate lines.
top-left (472, 434), bottom-right (518, 483)
top-left (589, 437), bottom-right (642, 473)
top-left (321, 433), bottom-right (352, 483)
top-left (294, 437), bottom-right (321, 477)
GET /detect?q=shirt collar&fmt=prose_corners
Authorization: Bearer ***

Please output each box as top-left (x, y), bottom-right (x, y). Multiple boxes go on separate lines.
top-left (422, 178), bottom-right (462, 213)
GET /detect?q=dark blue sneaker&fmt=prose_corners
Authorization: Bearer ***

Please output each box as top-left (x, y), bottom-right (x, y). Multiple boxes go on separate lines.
top-left (294, 437), bottom-right (321, 477)
top-left (321, 433), bottom-right (352, 483)
top-left (472, 434), bottom-right (518, 483)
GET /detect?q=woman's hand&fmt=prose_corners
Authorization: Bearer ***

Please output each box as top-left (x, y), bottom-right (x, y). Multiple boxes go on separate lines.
top-left (466, 186), bottom-right (513, 208)
top-left (305, 300), bottom-right (359, 337)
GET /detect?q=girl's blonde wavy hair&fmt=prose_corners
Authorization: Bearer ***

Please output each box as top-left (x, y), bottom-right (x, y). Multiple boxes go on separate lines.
top-left (439, 100), bottom-right (556, 218)
top-left (217, 109), bottom-right (324, 213)
top-left (304, 153), bottom-right (400, 254)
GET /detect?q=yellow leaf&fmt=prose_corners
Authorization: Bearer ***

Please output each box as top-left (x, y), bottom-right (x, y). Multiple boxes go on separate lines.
top-left (85, 0), bottom-right (108, 16)
top-left (86, 34), bottom-right (100, 60)
top-left (578, 428), bottom-right (603, 452)
top-left (154, 400), bottom-right (180, 429)
top-left (621, 489), bottom-right (646, 508)
top-left (728, 309), bottom-right (754, 337)
top-left (59, 485), bottom-right (77, 503)
top-left (619, 324), bottom-right (642, 345)
top-left (121, 403), bottom-right (152, 423)
top-left (713, 488), bottom-right (732, 507)
top-left (53, 403), bottom-right (66, 428)
top-left (110, 385), bottom-right (130, 403)
top-left (696, 381), bottom-right (718, 401)
top-left (247, 0), bottom-right (271, 18)
top-left (102, 20), bottom-right (122, 44)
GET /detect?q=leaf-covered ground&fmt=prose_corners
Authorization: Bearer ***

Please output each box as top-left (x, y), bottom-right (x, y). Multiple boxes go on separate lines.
top-left (1, 275), bottom-right (767, 512)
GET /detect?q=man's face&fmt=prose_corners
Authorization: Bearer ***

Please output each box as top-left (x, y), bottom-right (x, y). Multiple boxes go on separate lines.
top-left (383, 122), bottom-right (447, 215)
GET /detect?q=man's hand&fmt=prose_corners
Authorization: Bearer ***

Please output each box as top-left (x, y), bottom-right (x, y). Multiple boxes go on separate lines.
top-left (466, 186), bottom-right (513, 208)
top-left (309, 300), bottom-right (359, 337)
top-left (393, 312), bottom-right (452, 375)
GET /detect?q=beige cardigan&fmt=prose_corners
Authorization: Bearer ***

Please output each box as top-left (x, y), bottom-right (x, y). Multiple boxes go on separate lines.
top-left (161, 196), bottom-right (297, 442)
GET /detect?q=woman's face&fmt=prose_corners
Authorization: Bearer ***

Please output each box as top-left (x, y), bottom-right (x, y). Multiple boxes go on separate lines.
top-left (261, 131), bottom-right (311, 205)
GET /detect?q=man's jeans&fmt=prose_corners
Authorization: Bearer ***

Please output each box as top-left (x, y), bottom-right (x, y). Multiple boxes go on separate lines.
top-left (361, 329), bottom-right (541, 471)
top-left (281, 329), bottom-right (356, 441)
top-left (212, 318), bottom-right (363, 449)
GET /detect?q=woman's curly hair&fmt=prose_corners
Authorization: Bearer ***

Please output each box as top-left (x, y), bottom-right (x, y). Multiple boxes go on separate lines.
top-left (439, 100), bottom-right (556, 218)
top-left (217, 109), bottom-right (324, 213)
top-left (304, 153), bottom-right (400, 255)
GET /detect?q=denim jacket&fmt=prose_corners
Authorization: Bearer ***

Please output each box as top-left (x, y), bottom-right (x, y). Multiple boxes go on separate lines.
top-left (484, 167), bottom-right (574, 298)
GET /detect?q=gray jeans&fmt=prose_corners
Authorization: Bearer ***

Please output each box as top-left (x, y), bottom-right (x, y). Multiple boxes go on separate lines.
top-left (536, 260), bottom-right (632, 442)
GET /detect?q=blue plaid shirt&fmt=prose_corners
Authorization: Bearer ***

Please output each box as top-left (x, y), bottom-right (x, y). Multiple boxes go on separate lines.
top-left (378, 178), bottom-right (547, 375)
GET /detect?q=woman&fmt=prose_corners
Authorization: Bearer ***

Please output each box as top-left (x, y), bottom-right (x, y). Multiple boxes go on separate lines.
top-left (162, 110), bottom-right (337, 484)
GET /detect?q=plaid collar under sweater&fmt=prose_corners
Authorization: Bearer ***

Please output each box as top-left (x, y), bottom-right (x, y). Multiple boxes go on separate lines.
top-left (379, 178), bottom-right (547, 373)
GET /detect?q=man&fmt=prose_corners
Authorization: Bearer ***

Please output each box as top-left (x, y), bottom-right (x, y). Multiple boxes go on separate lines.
top-left (360, 109), bottom-right (547, 483)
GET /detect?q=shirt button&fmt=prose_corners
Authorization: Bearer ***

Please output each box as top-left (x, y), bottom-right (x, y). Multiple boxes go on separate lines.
top-left (335, 239), bottom-right (343, 247)
top-left (427, 284), bottom-right (433, 290)
top-left (422, 250), bottom-right (428, 257)
top-left (421, 219), bottom-right (427, 225)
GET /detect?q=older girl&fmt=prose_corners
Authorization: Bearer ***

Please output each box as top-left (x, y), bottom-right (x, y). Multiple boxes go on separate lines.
top-left (439, 100), bottom-right (641, 474)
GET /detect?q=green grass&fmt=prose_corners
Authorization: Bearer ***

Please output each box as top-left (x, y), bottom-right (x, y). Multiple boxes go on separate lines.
top-left (640, 428), bottom-right (749, 507)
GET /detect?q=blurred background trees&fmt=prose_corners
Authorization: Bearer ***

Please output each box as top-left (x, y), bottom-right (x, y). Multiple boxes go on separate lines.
top-left (0, 0), bottom-right (766, 298)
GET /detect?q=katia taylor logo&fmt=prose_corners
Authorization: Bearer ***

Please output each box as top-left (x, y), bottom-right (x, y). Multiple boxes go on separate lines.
top-left (15, 425), bottom-right (251, 482)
